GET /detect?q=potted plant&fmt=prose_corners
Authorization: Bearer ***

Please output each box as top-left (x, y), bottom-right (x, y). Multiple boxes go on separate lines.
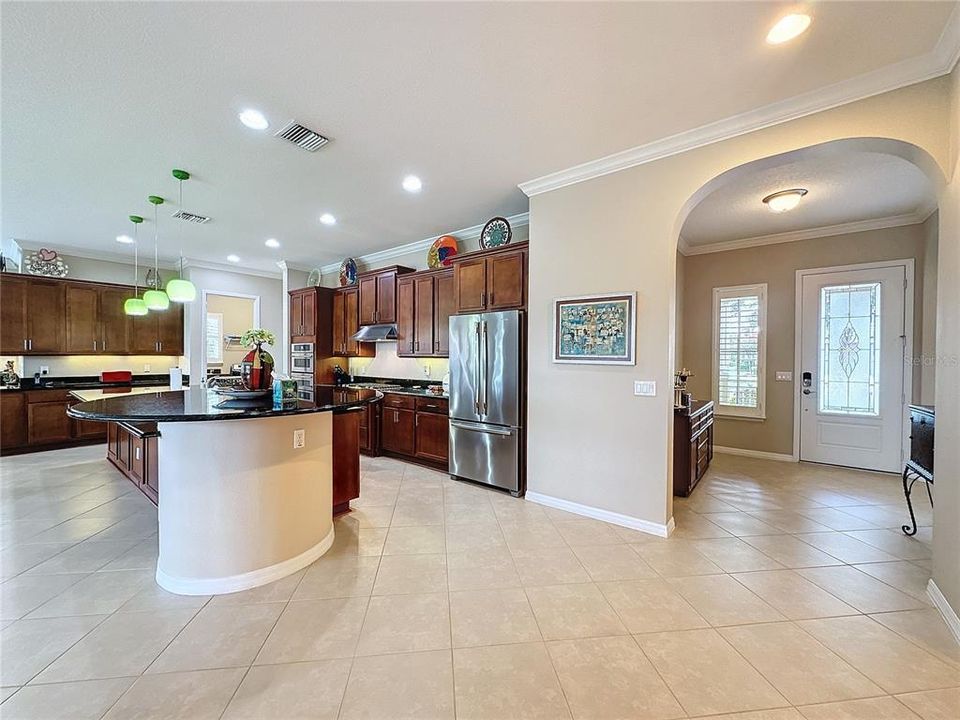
top-left (240, 328), bottom-right (277, 390)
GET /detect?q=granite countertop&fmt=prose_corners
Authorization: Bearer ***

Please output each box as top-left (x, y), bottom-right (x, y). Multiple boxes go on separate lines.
top-left (69, 386), bottom-right (184, 403)
top-left (377, 387), bottom-right (448, 399)
top-left (1, 374), bottom-right (187, 393)
top-left (67, 385), bottom-right (381, 423)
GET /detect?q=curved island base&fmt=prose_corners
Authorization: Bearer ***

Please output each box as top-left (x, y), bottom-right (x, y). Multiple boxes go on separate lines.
top-left (156, 413), bottom-right (335, 595)
top-left (67, 385), bottom-right (381, 596)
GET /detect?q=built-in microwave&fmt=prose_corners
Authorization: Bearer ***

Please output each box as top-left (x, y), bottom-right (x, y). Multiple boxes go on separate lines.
top-left (291, 343), bottom-right (314, 374)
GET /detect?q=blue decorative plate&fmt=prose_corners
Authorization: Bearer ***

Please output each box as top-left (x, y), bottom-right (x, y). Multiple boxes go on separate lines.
top-left (339, 258), bottom-right (358, 286)
top-left (480, 217), bottom-right (512, 249)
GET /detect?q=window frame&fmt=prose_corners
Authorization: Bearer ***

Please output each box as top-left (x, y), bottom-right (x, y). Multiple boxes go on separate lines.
top-left (206, 312), bottom-right (224, 364)
top-left (712, 283), bottom-right (767, 420)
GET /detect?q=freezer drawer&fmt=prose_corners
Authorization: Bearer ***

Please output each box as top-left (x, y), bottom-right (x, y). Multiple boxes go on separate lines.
top-left (449, 420), bottom-right (520, 495)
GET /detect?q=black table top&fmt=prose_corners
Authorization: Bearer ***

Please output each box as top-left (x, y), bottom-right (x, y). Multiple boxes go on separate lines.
top-left (67, 385), bottom-right (381, 423)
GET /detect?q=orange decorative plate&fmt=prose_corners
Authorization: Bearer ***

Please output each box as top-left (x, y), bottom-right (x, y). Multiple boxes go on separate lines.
top-left (427, 235), bottom-right (459, 268)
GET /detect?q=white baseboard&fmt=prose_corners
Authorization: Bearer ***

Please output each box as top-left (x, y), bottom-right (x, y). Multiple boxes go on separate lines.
top-left (156, 526), bottom-right (335, 596)
top-left (714, 445), bottom-right (796, 462)
top-left (525, 491), bottom-right (674, 538)
top-left (927, 579), bottom-right (960, 646)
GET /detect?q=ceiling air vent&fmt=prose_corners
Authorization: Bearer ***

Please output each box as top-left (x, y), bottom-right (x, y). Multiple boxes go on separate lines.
top-left (171, 210), bottom-right (211, 224)
top-left (274, 120), bottom-right (329, 152)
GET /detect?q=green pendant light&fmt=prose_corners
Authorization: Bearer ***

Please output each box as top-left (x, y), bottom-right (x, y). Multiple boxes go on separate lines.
top-left (123, 216), bottom-right (149, 316)
top-left (166, 169), bottom-right (197, 303)
top-left (143, 195), bottom-right (170, 311)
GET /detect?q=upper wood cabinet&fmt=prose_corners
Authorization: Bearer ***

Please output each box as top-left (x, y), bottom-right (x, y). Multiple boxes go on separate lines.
top-left (357, 266), bottom-right (413, 325)
top-left (453, 245), bottom-right (527, 314)
top-left (396, 269), bottom-right (454, 358)
top-left (290, 288), bottom-right (317, 342)
top-left (0, 274), bottom-right (180, 355)
top-left (332, 287), bottom-right (374, 358)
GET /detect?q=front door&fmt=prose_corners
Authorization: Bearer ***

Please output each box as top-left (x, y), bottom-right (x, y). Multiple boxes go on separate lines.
top-left (799, 263), bottom-right (908, 472)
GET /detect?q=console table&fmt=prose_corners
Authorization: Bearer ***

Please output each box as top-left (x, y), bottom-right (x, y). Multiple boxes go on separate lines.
top-left (902, 404), bottom-right (934, 536)
top-left (673, 400), bottom-right (714, 497)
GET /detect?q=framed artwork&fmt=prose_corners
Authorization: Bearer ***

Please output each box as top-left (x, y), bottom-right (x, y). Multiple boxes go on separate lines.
top-left (553, 292), bottom-right (636, 365)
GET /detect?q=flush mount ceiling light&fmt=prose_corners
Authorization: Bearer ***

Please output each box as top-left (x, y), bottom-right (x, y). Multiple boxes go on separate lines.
top-left (227, 254), bottom-right (240, 263)
top-left (319, 213), bottom-right (336, 226)
top-left (762, 188), bottom-right (808, 213)
top-left (116, 234), bottom-right (134, 244)
top-left (265, 238), bottom-right (280, 248)
top-left (402, 175), bottom-right (423, 193)
top-left (238, 108), bottom-right (269, 130)
top-left (766, 13), bottom-right (812, 44)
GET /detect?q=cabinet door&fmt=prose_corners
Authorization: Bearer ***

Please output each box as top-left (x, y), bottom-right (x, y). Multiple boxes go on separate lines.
top-left (290, 292), bottom-right (305, 338)
top-left (73, 412), bottom-right (106, 440)
top-left (396, 278), bottom-right (416, 357)
top-left (376, 272), bottom-right (397, 324)
top-left (332, 410), bottom-right (361, 511)
top-left (415, 411), bottom-right (449, 464)
top-left (129, 435), bottom-right (145, 482)
top-left (65, 284), bottom-right (100, 354)
top-left (142, 437), bottom-right (159, 504)
top-left (131, 313), bottom-right (159, 354)
top-left (487, 251), bottom-right (525, 309)
top-left (301, 291), bottom-right (316, 338)
top-left (433, 271), bottom-right (454, 356)
top-left (27, 401), bottom-right (73, 445)
top-left (454, 258), bottom-right (487, 312)
top-left (0, 393), bottom-right (26, 450)
top-left (344, 288), bottom-right (374, 358)
top-left (332, 291), bottom-right (346, 355)
top-left (413, 276), bottom-right (434, 356)
top-left (381, 407), bottom-right (415, 456)
top-left (106, 422), bottom-right (119, 460)
top-left (99, 287), bottom-right (130, 354)
top-left (358, 276), bottom-right (378, 325)
top-left (157, 306), bottom-right (184, 355)
top-left (116, 426), bottom-right (130, 470)
top-left (26, 280), bottom-right (65, 353)
top-left (0, 276), bottom-right (27, 354)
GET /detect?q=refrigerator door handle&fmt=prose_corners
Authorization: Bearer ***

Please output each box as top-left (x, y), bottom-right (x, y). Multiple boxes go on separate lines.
top-left (480, 320), bottom-right (488, 416)
top-left (450, 420), bottom-right (513, 436)
top-left (474, 321), bottom-right (482, 414)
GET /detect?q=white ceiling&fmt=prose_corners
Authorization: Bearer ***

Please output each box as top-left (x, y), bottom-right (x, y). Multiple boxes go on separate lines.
top-left (2, 2), bottom-right (956, 272)
top-left (681, 150), bottom-right (937, 249)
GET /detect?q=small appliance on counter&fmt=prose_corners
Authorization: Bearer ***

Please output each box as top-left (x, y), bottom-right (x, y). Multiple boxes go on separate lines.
top-left (100, 370), bottom-right (133, 385)
top-left (333, 365), bottom-right (351, 386)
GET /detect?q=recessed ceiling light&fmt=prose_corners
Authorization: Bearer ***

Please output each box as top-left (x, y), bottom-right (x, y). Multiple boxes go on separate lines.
top-left (116, 234), bottom-right (134, 244)
top-left (265, 238), bottom-right (280, 248)
top-left (319, 213), bottom-right (337, 226)
top-left (238, 109), bottom-right (269, 130)
top-left (762, 188), bottom-right (808, 213)
top-left (227, 254), bottom-right (240, 263)
top-left (402, 175), bottom-right (423, 193)
top-left (766, 14), bottom-right (812, 45)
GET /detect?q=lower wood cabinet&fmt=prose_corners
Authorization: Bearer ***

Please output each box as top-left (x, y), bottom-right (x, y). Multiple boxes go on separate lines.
top-left (378, 393), bottom-right (449, 468)
top-left (673, 400), bottom-right (714, 497)
top-left (332, 410), bottom-right (361, 514)
top-left (106, 421), bottom-right (159, 505)
top-left (381, 407), bottom-right (416, 456)
top-left (0, 393), bottom-right (27, 449)
top-left (415, 410), bottom-right (449, 464)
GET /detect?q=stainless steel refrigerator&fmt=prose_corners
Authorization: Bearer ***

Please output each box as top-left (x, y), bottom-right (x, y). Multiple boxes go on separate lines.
top-left (448, 310), bottom-right (524, 496)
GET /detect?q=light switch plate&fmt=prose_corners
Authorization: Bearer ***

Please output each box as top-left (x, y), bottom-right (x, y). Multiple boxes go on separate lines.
top-left (775, 371), bottom-right (793, 382)
top-left (634, 380), bottom-right (657, 397)
top-left (293, 429), bottom-right (305, 449)
top-left (143, 364), bottom-right (151, 372)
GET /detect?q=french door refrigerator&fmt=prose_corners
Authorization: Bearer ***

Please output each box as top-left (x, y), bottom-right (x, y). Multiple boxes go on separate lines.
top-left (449, 310), bottom-right (524, 496)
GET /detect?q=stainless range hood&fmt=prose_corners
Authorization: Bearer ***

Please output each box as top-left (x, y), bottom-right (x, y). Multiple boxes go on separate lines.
top-left (351, 324), bottom-right (398, 342)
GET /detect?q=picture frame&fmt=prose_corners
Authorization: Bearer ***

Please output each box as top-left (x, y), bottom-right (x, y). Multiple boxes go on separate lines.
top-left (553, 292), bottom-right (636, 365)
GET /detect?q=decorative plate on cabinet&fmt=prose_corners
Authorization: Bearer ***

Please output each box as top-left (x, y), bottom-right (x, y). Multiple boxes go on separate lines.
top-left (24, 248), bottom-right (69, 277)
top-left (479, 217), bottom-right (512, 249)
top-left (427, 235), bottom-right (459, 268)
top-left (339, 258), bottom-right (358, 286)
top-left (307, 268), bottom-right (322, 287)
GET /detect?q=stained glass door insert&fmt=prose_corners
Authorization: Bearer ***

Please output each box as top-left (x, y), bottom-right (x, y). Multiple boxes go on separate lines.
top-left (818, 282), bottom-right (881, 415)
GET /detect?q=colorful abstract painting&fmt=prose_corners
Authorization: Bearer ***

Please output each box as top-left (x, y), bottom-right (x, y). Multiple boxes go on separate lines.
top-left (553, 293), bottom-right (636, 365)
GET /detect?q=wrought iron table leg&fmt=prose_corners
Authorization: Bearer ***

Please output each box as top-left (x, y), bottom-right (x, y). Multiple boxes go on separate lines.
top-left (901, 466), bottom-right (919, 536)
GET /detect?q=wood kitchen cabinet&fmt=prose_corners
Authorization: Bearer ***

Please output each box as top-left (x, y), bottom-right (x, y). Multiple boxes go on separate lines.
top-left (26, 392), bottom-right (73, 445)
top-left (0, 392), bottom-right (27, 450)
top-left (0, 275), bottom-right (66, 353)
top-left (357, 266), bottom-right (413, 325)
top-left (131, 305), bottom-right (184, 355)
top-left (290, 288), bottom-right (317, 342)
top-left (673, 400), bottom-right (714, 497)
top-left (332, 287), bottom-right (374, 358)
top-left (2, 388), bottom-right (106, 455)
top-left (414, 398), bottom-right (449, 464)
top-left (378, 392), bottom-right (448, 468)
top-left (106, 421), bottom-right (160, 505)
top-left (380, 394), bottom-right (416, 456)
top-left (453, 244), bottom-right (527, 314)
top-left (332, 410), bottom-right (361, 514)
top-left (397, 269), bottom-right (454, 358)
top-left (0, 276), bottom-right (28, 354)
top-left (65, 284), bottom-right (131, 354)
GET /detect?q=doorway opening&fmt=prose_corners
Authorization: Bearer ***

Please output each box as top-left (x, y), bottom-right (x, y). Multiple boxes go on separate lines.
top-left (202, 291), bottom-right (260, 380)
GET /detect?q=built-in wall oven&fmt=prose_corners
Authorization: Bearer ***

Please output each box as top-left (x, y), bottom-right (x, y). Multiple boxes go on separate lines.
top-left (291, 372), bottom-right (314, 401)
top-left (291, 343), bottom-right (315, 375)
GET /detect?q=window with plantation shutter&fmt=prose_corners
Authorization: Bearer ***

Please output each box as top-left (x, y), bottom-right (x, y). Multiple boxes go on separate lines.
top-left (712, 284), bottom-right (767, 419)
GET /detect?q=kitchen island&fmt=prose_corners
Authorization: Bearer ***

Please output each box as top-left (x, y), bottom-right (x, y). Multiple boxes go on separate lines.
top-left (68, 385), bottom-right (380, 596)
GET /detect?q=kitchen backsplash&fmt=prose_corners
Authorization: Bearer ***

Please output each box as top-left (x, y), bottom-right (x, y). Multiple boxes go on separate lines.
top-left (13, 355), bottom-right (185, 378)
top-left (347, 342), bottom-right (449, 381)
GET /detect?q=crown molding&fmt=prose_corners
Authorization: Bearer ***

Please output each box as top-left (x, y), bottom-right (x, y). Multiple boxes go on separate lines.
top-left (16, 241), bottom-right (178, 269)
top-left (318, 212), bottom-right (530, 275)
top-left (181, 258), bottom-right (283, 280)
top-left (680, 210), bottom-right (932, 256)
top-left (519, 10), bottom-right (960, 198)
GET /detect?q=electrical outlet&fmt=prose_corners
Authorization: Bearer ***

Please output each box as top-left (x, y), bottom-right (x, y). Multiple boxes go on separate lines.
top-left (423, 365), bottom-right (431, 378)
top-left (634, 380), bottom-right (656, 397)
top-left (39, 366), bottom-right (49, 375)
top-left (776, 371), bottom-right (793, 382)
top-left (293, 429), bottom-right (305, 449)
top-left (143, 364), bottom-right (151, 372)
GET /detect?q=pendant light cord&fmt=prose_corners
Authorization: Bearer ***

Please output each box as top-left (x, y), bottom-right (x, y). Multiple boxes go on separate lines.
top-left (178, 179), bottom-right (184, 278)
top-left (154, 202), bottom-right (160, 288)
top-left (133, 223), bottom-right (139, 293)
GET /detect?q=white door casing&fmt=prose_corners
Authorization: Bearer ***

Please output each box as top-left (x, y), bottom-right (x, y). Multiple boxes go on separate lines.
top-left (797, 261), bottom-right (912, 473)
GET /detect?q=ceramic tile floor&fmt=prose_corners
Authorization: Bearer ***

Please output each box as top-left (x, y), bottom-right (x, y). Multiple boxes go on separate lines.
top-left (0, 445), bottom-right (957, 719)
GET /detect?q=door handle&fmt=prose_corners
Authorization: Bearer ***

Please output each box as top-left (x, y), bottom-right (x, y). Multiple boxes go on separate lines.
top-left (450, 420), bottom-right (512, 436)
top-left (802, 389), bottom-right (815, 395)
top-left (480, 320), bottom-right (488, 415)
top-left (474, 321), bottom-right (482, 413)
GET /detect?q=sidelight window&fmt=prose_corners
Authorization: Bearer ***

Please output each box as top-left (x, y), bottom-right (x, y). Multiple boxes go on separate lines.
top-left (712, 284), bottom-right (767, 419)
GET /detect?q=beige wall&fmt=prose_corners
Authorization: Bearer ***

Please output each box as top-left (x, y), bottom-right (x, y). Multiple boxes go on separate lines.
top-left (675, 251), bottom-right (685, 368)
top-left (206, 294), bottom-right (257, 370)
top-left (348, 343), bottom-right (449, 382)
top-left (920, 212), bottom-right (939, 404)
top-left (681, 223), bottom-right (935, 456)
top-left (527, 75), bottom-right (953, 546)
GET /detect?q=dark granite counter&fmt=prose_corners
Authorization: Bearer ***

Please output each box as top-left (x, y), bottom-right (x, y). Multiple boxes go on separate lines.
top-left (67, 385), bottom-right (381, 423)
top-left (0, 374), bottom-right (188, 393)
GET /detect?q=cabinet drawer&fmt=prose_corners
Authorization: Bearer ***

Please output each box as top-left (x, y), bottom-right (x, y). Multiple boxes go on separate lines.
top-left (382, 393), bottom-right (416, 410)
top-left (26, 389), bottom-right (74, 403)
top-left (415, 397), bottom-right (448, 414)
